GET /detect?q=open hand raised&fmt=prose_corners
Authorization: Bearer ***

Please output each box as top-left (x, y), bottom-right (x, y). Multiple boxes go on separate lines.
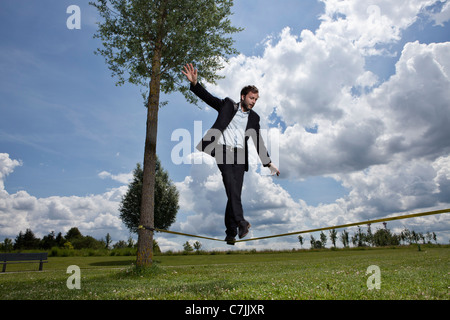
top-left (182, 63), bottom-right (198, 86)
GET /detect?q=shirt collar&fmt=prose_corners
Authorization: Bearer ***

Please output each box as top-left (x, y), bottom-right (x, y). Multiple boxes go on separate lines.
top-left (237, 103), bottom-right (250, 115)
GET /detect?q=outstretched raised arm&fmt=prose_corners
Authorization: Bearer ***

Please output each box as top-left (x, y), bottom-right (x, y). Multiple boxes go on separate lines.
top-left (182, 63), bottom-right (198, 86)
top-left (182, 63), bottom-right (224, 112)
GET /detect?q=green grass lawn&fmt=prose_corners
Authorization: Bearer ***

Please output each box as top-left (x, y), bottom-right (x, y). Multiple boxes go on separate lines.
top-left (0, 246), bottom-right (448, 300)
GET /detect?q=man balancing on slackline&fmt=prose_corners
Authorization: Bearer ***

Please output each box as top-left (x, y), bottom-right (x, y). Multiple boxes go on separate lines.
top-left (182, 63), bottom-right (280, 245)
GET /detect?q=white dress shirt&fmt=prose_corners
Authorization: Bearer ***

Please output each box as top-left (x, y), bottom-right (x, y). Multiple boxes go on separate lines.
top-left (218, 105), bottom-right (249, 149)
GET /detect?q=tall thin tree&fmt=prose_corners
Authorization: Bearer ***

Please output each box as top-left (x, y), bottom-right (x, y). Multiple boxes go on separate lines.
top-left (91, 0), bottom-right (242, 266)
top-left (329, 229), bottom-right (337, 248)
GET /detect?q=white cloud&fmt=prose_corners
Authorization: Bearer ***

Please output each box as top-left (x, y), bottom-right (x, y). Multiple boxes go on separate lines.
top-left (0, 153), bottom-right (22, 190)
top-left (275, 40), bottom-right (450, 180)
top-left (154, 236), bottom-right (183, 252)
top-left (430, 0), bottom-right (450, 26)
top-left (211, 27), bottom-right (364, 129)
top-left (318, 0), bottom-right (437, 54)
top-left (367, 41), bottom-right (450, 160)
top-left (0, 153), bottom-right (130, 242)
top-left (98, 170), bottom-right (133, 184)
top-left (334, 157), bottom-right (447, 216)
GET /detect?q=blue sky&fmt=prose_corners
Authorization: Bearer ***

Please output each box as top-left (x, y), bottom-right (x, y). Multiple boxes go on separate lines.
top-left (1, 0), bottom-right (449, 251)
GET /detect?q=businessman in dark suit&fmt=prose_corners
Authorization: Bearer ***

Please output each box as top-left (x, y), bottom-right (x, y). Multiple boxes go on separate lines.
top-left (182, 64), bottom-right (280, 245)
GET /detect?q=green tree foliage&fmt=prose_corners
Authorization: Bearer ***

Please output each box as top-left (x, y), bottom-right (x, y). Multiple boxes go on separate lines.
top-left (14, 229), bottom-right (40, 250)
top-left (340, 229), bottom-right (350, 248)
top-left (0, 238), bottom-right (13, 252)
top-left (65, 227), bottom-right (82, 241)
top-left (319, 231), bottom-right (327, 248)
top-left (119, 159), bottom-right (179, 233)
top-left (91, 0), bottom-right (242, 101)
top-left (297, 235), bottom-right (304, 248)
top-left (40, 231), bottom-right (57, 249)
top-left (91, 0), bottom-right (242, 266)
top-left (105, 233), bottom-right (112, 249)
top-left (329, 229), bottom-right (337, 248)
top-left (310, 235), bottom-right (323, 249)
top-left (183, 241), bottom-right (193, 253)
top-left (193, 241), bottom-right (202, 254)
top-left (372, 228), bottom-right (400, 247)
top-left (65, 227), bottom-right (106, 250)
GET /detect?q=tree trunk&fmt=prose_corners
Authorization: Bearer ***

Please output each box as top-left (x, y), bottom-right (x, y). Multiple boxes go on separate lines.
top-left (136, 1), bottom-right (167, 268)
top-left (136, 52), bottom-right (163, 268)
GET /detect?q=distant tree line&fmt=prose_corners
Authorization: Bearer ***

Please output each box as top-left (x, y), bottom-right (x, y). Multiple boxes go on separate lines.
top-left (2, 224), bottom-right (439, 253)
top-left (298, 223), bottom-right (438, 249)
top-left (0, 227), bottom-right (160, 252)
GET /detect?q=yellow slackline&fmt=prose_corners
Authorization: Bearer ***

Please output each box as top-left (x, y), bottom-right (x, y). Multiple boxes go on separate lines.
top-left (138, 225), bottom-right (225, 242)
top-left (138, 208), bottom-right (450, 243)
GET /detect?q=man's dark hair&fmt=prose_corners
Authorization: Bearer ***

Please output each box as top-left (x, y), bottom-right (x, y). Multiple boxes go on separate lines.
top-left (240, 85), bottom-right (259, 98)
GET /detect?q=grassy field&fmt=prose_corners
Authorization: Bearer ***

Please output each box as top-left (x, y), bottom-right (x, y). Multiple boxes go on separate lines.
top-left (0, 246), bottom-right (448, 300)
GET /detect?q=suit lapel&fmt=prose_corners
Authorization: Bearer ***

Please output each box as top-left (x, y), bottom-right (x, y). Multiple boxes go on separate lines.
top-left (245, 110), bottom-right (255, 131)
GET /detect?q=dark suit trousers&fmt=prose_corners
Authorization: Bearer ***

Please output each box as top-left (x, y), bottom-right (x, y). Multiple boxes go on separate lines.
top-left (216, 146), bottom-right (246, 238)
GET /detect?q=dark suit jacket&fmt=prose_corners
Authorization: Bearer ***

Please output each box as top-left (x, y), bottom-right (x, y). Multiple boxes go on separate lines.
top-left (191, 82), bottom-right (271, 172)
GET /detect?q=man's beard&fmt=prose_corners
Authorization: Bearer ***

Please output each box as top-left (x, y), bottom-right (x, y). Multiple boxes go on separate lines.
top-left (241, 101), bottom-right (250, 112)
